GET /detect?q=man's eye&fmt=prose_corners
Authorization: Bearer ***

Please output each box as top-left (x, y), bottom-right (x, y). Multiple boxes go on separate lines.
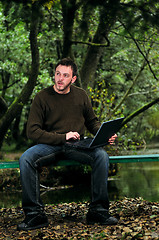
top-left (64, 74), bottom-right (69, 78)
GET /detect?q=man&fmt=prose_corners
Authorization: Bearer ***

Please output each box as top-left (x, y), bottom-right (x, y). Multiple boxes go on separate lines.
top-left (17, 58), bottom-right (118, 231)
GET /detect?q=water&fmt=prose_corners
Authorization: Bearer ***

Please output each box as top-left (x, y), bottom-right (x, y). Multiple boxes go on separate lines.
top-left (108, 161), bottom-right (159, 202)
top-left (0, 161), bottom-right (158, 208)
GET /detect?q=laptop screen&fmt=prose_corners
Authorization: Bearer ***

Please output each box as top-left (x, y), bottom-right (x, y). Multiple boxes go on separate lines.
top-left (90, 117), bottom-right (124, 148)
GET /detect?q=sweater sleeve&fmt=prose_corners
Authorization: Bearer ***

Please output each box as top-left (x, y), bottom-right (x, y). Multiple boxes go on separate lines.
top-left (27, 94), bottom-right (66, 145)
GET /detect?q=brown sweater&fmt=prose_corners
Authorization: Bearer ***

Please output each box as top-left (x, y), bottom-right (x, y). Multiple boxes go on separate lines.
top-left (27, 85), bottom-right (101, 145)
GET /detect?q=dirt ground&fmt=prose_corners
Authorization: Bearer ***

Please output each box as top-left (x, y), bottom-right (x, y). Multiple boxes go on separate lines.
top-left (0, 197), bottom-right (158, 239)
top-left (0, 153), bottom-right (159, 239)
top-left (2, 152), bottom-right (22, 161)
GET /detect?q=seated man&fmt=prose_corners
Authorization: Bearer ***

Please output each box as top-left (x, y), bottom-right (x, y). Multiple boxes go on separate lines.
top-left (17, 57), bottom-right (118, 231)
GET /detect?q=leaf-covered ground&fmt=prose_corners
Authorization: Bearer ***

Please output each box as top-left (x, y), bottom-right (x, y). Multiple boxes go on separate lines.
top-left (0, 197), bottom-right (158, 239)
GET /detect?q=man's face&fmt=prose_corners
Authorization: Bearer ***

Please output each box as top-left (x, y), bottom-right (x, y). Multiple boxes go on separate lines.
top-left (54, 65), bottom-right (76, 94)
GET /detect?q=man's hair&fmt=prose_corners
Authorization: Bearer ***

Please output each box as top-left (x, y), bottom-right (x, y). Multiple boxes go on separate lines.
top-left (55, 57), bottom-right (77, 77)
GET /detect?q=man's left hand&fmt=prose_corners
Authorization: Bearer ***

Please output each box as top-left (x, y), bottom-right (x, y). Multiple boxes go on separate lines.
top-left (108, 134), bottom-right (117, 145)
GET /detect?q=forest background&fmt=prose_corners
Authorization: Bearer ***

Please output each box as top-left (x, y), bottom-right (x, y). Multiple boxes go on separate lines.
top-left (0, 0), bottom-right (159, 153)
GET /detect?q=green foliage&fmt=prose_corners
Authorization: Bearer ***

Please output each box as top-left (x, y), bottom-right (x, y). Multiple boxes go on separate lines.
top-left (0, 2), bottom-right (31, 102)
top-left (88, 79), bottom-right (120, 122)
top-left (1, 0), bottom-right (159, 149)
top-left (148, 111), bottom-right (159, 129)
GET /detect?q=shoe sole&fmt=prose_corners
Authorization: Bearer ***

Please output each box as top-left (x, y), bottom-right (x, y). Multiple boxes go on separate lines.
top-left (17, 222), bottom-right (49, 231)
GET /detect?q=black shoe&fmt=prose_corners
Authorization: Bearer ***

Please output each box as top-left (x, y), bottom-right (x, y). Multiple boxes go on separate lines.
top-left (17, 212), bottom-right (49, 231)
top-left (86, 208), bottom-right (118, 225)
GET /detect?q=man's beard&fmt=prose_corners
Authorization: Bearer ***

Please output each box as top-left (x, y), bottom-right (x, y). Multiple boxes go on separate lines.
top-left (56, 80), bottom-right (72, 93)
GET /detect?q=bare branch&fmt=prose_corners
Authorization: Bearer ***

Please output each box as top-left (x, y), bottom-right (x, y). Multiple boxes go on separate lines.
top-left (71, 40), bottom-right (110, 47)
top-left (0, 79), bottom-right (21, 91)
top-left (120, 21), bottom-right (158, 81)
top-left (127, 88), bottom-right (159, 97)
top-left (112, 58), bottom-right (147, 114)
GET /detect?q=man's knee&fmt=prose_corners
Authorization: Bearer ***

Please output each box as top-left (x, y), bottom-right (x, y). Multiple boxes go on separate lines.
top-left (19, 148), bottom-right (35, 170)
top-left (95, 148), bottom-right (109, 166)
top-left (96, 148), bottom-right (108, 158)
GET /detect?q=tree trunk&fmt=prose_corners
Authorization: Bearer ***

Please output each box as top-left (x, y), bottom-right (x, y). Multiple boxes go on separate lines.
top-left (0, 2), bottom-right (40, 149)
top-left (80, 0), bottom-right (120, 90)
top-left (60, 0), bottom-right (83, 87)
top-left (60, 0), bottom-right (77, 58)
top-left (0, 97), bottom-right (8, 118)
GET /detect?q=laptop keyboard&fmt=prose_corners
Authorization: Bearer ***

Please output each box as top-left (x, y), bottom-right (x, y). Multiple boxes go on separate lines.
top-left (65, 137), bottom-right (93, 149)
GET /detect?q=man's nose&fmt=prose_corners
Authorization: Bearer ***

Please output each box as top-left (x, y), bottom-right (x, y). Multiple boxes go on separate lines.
top-left (59, 74), bottom-right (64, 80)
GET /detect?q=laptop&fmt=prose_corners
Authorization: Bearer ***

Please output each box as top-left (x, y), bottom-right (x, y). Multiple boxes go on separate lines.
top-left (65, 117), bottom-right (124, 150)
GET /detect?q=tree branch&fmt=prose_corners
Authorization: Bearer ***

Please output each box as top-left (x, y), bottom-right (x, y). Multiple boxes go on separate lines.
top-left (120, 20), bottom-right (158, 81)
top-left (0, 79), bottom-right (21, 91)
top-left (112, 58), bottom-right (147, 114)
top-left (127, 88), bottom-right (159, 97)
top-left (122, 97), bottom-right (159, 127)
top-left (71, 40), bottom-right (110, 47)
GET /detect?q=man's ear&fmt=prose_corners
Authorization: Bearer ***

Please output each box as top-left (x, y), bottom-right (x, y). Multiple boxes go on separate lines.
top-left (71, 75), bottom-right (77, 84)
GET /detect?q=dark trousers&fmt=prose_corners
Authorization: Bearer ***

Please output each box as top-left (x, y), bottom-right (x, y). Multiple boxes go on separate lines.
top-left (19, 144), bottom-right (110, 215)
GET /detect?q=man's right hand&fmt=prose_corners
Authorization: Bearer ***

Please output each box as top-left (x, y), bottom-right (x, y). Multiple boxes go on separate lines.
top-left (66, 131), bottom-right (80, 141)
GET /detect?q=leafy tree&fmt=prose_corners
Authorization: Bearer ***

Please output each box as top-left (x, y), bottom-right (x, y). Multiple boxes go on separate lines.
top-left (0, 2), bottom-right (40, 148)
top-left (0, 0), bottom-right (159, 149)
